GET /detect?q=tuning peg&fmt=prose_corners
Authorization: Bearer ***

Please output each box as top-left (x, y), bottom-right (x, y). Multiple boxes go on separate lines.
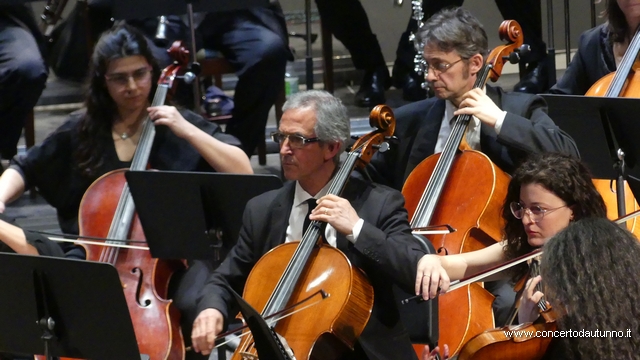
top-left (502, 44), bottom-right (531, 64)
top-left (503, 52), bottom-right (521, 64)
top-left (517, 44), bottom-right (531, 55)
top-left (385, 136), bottom-right (399, 144)
top-left (180, 72), bottom-right (197, 84)
top-left (373, 142), bottom-right (391, 153)
top-left (351, 135), bottom-right (360, 140)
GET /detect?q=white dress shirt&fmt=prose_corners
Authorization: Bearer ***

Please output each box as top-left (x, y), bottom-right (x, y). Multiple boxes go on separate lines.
top-left (285, 181), bottom-right (364, 247)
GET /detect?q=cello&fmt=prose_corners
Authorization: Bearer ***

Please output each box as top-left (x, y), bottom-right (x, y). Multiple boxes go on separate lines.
top-left (401, 20), bottom-right (525, 355)
top-left (229, 106), bottom-right (395, 359)
top-left (586, 26), bottom-right (640, 237)
top-left (48, 42), bottom-right (191, 360)
top-left (456, 258), bottom-right (556, 360)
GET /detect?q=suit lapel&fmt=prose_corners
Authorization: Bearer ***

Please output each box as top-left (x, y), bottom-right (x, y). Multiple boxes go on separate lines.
top-left (268, 182), bottom-right (296, 247)
top-left (404, 100), bottom-right (446, 181)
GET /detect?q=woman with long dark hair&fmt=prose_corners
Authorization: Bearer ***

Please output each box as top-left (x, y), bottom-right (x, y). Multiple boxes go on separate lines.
top-left (550, 0), bottom-right (640, 94)
top-left (0, 24), bottom-right (251, 360)
top-left (0, 23), bottom-right (251, 241)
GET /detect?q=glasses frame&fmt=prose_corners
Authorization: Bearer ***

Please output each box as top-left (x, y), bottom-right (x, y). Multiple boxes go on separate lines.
top-left (510, 201), bottom-right (568, 222)
top-left (425, 58), bottom-right (465, 76)
top-left (271, 131), bottom-right (320, 149)
top-left (104, 67), bottom-right (153, 88)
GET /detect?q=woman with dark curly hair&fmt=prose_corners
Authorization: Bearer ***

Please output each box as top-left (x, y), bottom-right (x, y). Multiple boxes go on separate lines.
top-left (0, 23), bottom-right (251, 243)
top-left (418, 152), bottom-right (609, 359)
top-left (415, 152), bottom-right (607, 310)
top-left (550, 0), bottom-right (640, 95)
top-left (539, 217), bottom-right (640, 359)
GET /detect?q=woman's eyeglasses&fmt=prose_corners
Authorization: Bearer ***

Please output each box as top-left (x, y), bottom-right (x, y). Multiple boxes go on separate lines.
top-left (105, 67), bottom-right (153, 88)
top-left (510, 201), bottom-right (567, 222)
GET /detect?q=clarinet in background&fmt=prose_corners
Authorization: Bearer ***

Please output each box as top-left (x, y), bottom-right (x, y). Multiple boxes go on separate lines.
top-left (40, 0), bottom-right (70, 38)
top-left (408, 0), bottom-right (428, 92)
top-left (155, 15), bottom-right (168, 45)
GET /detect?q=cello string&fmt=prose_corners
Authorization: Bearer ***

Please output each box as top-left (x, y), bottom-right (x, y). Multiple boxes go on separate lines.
top-left (100, 84), bottom-right (169, 265)
top-left (262, 150), bottom-right (360, 318)
top-left (607, 26), bottom-right (640, 96)
top-left (412, 63), bottom-right (491, 228)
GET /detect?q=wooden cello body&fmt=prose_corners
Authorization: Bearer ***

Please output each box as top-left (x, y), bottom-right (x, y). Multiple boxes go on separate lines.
top-left (403, 151), bottom-right (509, 355)
top-left (586, 28), bottom-right (640, 238)
top-left (237, 244), bottom-right (373, 359)
top-left (230, 106), bottom-right (396, 360)
top-left (456, 259), bottom-right (556, 360)
top-left (401, 21), bottom-right (525, 355)
top-left (456, 320), bottom-right (555, 360)
top-left (79, 170), bottom-right (185, 360)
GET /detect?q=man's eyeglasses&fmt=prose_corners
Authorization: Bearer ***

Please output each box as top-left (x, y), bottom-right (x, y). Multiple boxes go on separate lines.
top-left (425, 58), bottom-right (465, 75)
top-left (271, 132), bottom-right (320, 149)
top-left (510, 201), bottom-right (567, 222)
top-left (105, 67), bottom-right (153, 88)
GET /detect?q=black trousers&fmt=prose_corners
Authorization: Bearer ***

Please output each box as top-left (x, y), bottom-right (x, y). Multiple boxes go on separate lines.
top-left (133, 9), bottom-right (289, 157)
top-left (169, 259), bottom-right (218, 360)
top-left (394, 0), bottom-right (545, 73)
top-left (0, 16), bottom-right (47, 159)
top-left (314, 0), bottom-right (386, 71)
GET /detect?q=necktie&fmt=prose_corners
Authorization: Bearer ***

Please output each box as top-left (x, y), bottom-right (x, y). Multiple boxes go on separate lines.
top-left (302, 198), bottom-right (317, 235)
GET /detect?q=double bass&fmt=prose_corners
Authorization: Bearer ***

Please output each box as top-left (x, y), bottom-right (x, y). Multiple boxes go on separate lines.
top-left (402, 21), bottom-right (525, 355)
top-left (229, 106), bottom-right (395, 359)
top-left (59, 43), bottom-right (191, 360)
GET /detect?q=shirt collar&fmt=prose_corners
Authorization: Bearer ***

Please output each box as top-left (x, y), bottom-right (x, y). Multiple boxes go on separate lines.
top-left (294, 181), bottom-right (332, 207)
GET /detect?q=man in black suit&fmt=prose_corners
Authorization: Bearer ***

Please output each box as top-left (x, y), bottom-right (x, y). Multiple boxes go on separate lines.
top-left (0, 5), bottom-right (48, 165)
top-left (394, 0), bottom-right (549, 100)
top-left (367, 7), bottom-right (578, 328)
top-left (191, 90), bottom-right (425, 360)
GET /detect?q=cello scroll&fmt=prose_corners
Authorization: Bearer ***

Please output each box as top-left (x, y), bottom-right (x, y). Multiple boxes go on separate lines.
top-left (486, 20), bottom-right (526, 83)
top-left (351, 104), bottom-right (396, 167)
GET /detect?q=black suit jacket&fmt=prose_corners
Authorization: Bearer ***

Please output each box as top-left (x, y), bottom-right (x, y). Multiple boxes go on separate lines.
top-left (550, 23), bottom-right (613, 95)
top-left (368, 85), bottom-right (580, 190)
top-left (197, 177), bottom-right (425, 360)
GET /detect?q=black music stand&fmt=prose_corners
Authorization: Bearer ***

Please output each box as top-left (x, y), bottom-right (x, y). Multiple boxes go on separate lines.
top-left (223, 284), bottom-right (292, 360)
top-left (542, 95), bottom-right (640, 212)
top-left (0, 253), bottom-right (142, 360)
top-left (125, 171), bottom-right (282, 261)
